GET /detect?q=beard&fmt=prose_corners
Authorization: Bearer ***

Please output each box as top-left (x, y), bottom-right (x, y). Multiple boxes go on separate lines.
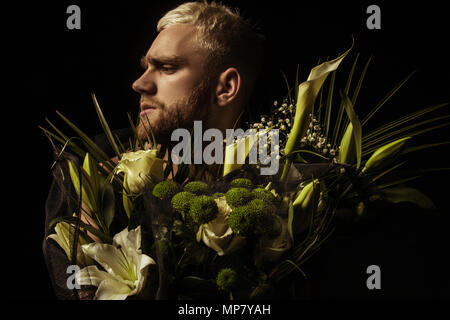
top-left (136, 78), bottom-right (212, 146)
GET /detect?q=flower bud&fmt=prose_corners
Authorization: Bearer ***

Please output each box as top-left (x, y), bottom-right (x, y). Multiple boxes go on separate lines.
top-left (362, 137), bottom-right (412, 173)
top-left (293, 179), bottom-right (319, 209)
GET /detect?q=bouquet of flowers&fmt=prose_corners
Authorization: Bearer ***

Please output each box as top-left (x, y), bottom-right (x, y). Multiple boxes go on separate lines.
top-left (41, 45), bottom-right (449, 300)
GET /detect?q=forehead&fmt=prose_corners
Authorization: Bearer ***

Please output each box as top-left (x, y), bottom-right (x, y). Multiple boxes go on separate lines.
top-left (147, 24), bottom-right (205, 61)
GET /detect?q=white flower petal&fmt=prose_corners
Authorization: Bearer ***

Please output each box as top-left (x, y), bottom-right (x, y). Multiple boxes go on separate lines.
top-left (81, 243), bottom-right (131, 280)
top-left (77, 265), bottom-right (113, 287)
top-left (113, 226), bottom-right (140, 252)
top-left (94, 278), bottom-right (131, 300)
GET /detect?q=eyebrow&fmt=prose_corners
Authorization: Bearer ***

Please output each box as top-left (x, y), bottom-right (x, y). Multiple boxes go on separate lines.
top-left (140, 55), bottom-right (187, 68)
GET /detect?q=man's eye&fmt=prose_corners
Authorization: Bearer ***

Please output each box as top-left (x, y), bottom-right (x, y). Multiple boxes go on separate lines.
top-left (161, 65), bottom-right (177, 73)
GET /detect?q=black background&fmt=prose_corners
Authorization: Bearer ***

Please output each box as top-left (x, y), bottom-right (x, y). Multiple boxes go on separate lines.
top-left (7, 0), bottom-right (449, 302)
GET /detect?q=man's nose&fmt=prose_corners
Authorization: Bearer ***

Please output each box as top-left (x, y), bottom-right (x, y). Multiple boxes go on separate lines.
top-left (132, 71), bottom-right (156, 95)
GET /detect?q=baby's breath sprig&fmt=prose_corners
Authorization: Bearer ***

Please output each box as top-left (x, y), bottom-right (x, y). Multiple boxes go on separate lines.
top-left (249, 98), bottom-right (295, 152)
top-left (299, 113), bottom-right (339, 160)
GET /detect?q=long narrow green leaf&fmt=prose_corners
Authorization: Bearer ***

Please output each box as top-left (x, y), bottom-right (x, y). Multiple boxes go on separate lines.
top-left (403, 141), bottom-right (450, 154)
top-left (361, 71), bottom-right (416, 126)
top-left (370, 160), bottom-right (407, 182)
top-left (91, 93), bottom-right (121, 159)
top-left (351, 55), bottom-right (372, 107)
top-left (379, 187), bottom-right (436, 210)
top-left (39, 126), bottom-right (86, 160)
top-left (363, 115), bottom-right (450, 149)
top-left (280, 70), bottom-right (292, 104)
top-left (127, 112), bottom-right (144, 150)
top-left (363, 102), bottom-right (450, 142)
top-left (376, 175), bottom-right (422, 189)
top-left (324, 71), bottom-right (336, 139)
top-left (294, 64), bottom-right (300, 104)
top-left (332, 53), bottom-right (359, 147)
top-left (56, 110), bottom-right (112, 163)
top-left (48, 216), bottom-right (112, 243)
top-left (362, 121), bottom-right (450, 156)
top-left (339, 91), bottom-right (362, 168)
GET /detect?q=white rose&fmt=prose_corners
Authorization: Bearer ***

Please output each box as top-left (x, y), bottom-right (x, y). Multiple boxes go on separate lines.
top-left (114, 149), bottom-right (164, 194)
top-left (196, 197), bottom-right (245, 256)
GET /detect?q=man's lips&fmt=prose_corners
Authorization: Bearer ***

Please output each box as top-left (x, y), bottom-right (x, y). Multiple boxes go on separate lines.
top-left (139, 104), bottom-right (157, 117)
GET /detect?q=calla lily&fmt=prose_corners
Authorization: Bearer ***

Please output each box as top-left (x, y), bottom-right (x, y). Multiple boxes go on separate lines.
top-left (196, 197), bottom-right (245, 256)
top-left (281, 45), bottom-right (352, 180)
top-left (47, 221), bottom-right (94, 267)
top-left (76, 226), bottom-right (155, 300)
top-left (114, 149), bottom-right (164, 194)
top-left (223, 130), bottom-right (260, 177)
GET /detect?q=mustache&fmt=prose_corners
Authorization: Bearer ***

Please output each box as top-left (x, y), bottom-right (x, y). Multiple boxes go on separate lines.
top-left (140, 96), bottom-right (165, 109)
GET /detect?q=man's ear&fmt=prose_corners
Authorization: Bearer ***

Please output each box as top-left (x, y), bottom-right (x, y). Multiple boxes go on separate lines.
top-left (215, 67), bottom-right (241, 107)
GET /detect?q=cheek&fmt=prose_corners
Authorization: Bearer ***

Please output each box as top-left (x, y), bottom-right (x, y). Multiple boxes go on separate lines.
top-left (157, 70), bottom-right (203, 102)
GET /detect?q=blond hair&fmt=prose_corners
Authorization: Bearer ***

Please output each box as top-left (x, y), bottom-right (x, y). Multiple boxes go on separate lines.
top-left (157, 1), bottom-right (264, 102)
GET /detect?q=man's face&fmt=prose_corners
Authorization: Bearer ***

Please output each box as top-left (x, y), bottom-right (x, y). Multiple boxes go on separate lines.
top-left (133, 24), bottom-right (213, 144)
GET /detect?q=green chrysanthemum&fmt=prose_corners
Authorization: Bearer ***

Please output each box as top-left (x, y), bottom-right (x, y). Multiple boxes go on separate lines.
top-left (228, 205), bottom-right (254, 236)
top-left (230, 178), bottom-right (254, 189)
top-left (225, 187), bottom-right (254, 207)
top-left (171, 191), bottom-right (196, 219)
top-left (213, 192), bottom-right (225, 198)
top-left (253, 188), bottom-right (278, 206)
top-left (152, 181), bottom-right (179, 200)
top-left (216, 268), bottom-right (237, 291)
top-left (184, 181), bottom-right (209, 195)
top-left (228, 199), bottom-right (279, 237)
top-left (189, 195), bottom-right (219, 224)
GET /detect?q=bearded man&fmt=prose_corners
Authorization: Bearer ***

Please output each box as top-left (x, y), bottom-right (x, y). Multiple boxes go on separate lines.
top-left (43, 1), bottom-right (264, 299)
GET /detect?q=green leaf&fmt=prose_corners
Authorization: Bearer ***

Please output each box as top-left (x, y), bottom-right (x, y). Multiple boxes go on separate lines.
top-left (402, 141), bottom-right (450, 154)
top-left (363, 115), bottom-right (450, 150)
top-left (67, 159), bottom-right (98, 213)
top-left (362, 102), bottom-right (449, 143)
top-left (332, 52), bottom-right (359, 147)
top-left (351, 55), bottom-right (372, 107)
top-left (280, 70), bottom-right (292, 103)
top-left (361, 71), bottom-right (416, 126)
top-left (91, 93), bottom-right (121, 159)
top-left (324, 71), bottom-right (336, 139)
top-left (127, 112), bottom-right (144, 150)
top-left (82, 153), bottom-right (99, 193)
top-left (379, 186), bottom-right (436, 210)
top-left (376, 175), bottom-right (422, 189)
top-left (337, 91), bottom-right (362, 168)
top-left (287, 198), bottom-right (294, 241)
top-left (48, 216), bottom-right (113, 243)
top-left (122, 175), bottom-right (133, 220)
top-left (370, 161), bottom-right (407, 182)
top-left (179, 276), bottom-right (218, 297)
top-left (56, 110), bottom-right (115, 171)
top-left (101, 182), bottom-right (115, 231)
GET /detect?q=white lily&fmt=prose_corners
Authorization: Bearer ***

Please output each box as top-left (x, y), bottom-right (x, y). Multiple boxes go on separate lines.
top-left (46, 221), bottom-right (94, 267)
top-left (196, 197), bottom-right (245, 256)
top-left (76, 226), bottom-right (155, 300)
